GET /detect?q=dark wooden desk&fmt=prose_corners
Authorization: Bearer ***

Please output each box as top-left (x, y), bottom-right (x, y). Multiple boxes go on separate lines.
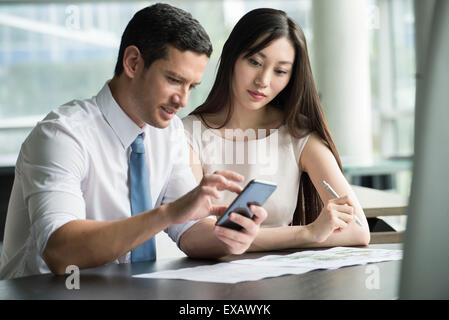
top-left (0, 244), bottom-right (401, 300)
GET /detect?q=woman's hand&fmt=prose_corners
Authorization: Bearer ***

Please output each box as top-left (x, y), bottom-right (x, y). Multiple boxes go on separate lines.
top-left (307, 195), bottom-right (355, 243)
top-left (213, 204), bottom-right (268, 255)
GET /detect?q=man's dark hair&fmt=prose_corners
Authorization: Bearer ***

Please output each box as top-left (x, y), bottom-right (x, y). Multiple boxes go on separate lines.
top-left (114, 3), bottom-right (212, 76)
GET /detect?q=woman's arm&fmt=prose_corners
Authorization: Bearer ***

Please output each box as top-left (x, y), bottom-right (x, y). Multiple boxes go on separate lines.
top-left (248, 133), bottom-right (370, 252)
top-left (299, 133), bottom-right (370, 246)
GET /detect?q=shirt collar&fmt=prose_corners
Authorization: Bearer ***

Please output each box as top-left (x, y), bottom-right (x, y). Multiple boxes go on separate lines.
top-left (96, 81), bottom-right (148, 149)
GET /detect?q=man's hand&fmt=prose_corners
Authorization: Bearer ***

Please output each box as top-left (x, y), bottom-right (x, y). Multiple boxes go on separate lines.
top-left (167, 170), bottom-right (268, 256)
top-left (166, 170), bottom-right (245, 225)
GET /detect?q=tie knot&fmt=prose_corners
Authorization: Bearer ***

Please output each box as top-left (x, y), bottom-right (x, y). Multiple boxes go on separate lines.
top-left (131, 134), bottom-right (145, 154)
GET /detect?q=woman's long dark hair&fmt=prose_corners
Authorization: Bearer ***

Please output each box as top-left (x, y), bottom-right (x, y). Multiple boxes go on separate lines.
top-left (191, 8), bottom-right (343, 225)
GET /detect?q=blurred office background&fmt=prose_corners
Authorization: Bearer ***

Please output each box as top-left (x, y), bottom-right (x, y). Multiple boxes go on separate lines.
top-left (0, 0), bottom-right (417, 258)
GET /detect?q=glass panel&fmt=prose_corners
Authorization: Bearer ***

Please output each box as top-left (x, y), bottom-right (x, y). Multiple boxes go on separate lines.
top-left (369, 0), bottom-right (415, 158)
top-left (391, 0), bottom-right (416, 113)
top-left (0, 0), bottom-right (416, 166)
top-left (0, 0), bottom-right (312, 163)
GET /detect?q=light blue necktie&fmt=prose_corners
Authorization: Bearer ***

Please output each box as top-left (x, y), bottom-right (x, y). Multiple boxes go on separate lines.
top-left (130, 133), bottom-right (156, 262)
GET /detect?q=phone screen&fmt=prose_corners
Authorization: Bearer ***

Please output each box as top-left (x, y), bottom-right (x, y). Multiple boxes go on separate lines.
top-left (215, 179), bottom-right (277, 230)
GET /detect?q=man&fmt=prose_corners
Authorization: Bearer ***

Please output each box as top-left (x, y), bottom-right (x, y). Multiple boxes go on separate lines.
top-left (0, 3), bottom-right (267, 279)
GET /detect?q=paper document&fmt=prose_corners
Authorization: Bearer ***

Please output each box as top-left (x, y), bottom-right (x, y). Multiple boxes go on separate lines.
top-left (133, 247), bottom-right (402, 283)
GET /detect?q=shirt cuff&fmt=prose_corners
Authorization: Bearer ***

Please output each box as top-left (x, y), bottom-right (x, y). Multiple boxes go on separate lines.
top-left (165, 220), bottom-right (199, 246)
top-left (27, 191), bottom-right (86, 257)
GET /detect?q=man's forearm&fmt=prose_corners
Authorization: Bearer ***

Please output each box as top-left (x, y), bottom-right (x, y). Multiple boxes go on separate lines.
top-left (43, 205), bottom-right (172, 274)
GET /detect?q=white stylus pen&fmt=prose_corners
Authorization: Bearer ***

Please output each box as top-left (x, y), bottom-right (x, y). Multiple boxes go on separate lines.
top-left (322, 180), bottom-right (363, 227)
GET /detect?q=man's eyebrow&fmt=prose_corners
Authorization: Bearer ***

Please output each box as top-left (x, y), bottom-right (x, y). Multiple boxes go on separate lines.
top-left (165, 70), bottom-right (187, 81)
top-left (256, 52), bottom-right (293, 65)
top-left (165, 70), bottom-right (201, 86)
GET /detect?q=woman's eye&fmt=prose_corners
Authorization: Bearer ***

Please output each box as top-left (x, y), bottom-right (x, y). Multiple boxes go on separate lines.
top-left (248, 58), bottom-right (261, 66)
top-left (275, 70), bottom-right (288, 75)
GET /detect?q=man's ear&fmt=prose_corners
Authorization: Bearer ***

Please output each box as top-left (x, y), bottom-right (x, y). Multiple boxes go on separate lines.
top-left (122, 45), bottom-right (142, 79)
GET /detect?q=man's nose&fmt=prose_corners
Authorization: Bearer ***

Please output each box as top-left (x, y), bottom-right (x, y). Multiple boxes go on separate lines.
top-left (172, 89), bottom-right (189, 108)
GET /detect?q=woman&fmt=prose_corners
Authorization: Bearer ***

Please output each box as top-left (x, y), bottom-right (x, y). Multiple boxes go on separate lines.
top-left (182, 8), bottom-right (370, 251)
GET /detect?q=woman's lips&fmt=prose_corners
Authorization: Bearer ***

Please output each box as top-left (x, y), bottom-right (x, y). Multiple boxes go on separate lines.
top-left (247, 90), bottom-right (266, 101)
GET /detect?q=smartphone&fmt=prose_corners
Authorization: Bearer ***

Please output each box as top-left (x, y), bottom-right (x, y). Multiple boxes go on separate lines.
top-left (215, 179), bottom-right (277, 231)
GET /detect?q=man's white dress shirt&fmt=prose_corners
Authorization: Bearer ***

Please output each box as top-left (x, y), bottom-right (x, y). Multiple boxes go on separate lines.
top-left (0, 82), bottom-right (198, 279)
